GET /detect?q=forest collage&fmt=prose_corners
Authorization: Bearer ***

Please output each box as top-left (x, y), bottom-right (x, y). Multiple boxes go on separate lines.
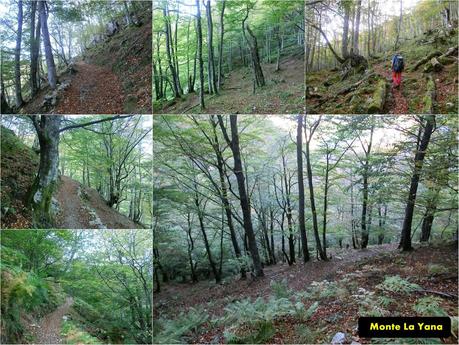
top-left (0, 0), bottom-right (458, 345)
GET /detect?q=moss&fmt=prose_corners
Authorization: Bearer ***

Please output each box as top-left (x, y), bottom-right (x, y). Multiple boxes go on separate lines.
top-left (367, 79), bottom-right (387, 114)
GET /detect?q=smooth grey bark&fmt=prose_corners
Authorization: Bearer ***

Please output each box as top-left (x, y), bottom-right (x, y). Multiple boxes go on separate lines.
top-left (352, 0), bottom-right (362, 54)
top-left (217, 0), bottom-right (226, 90)
top-left (196, 0), bottom-right (205, 109)
top-left (218, 115), bottom-right (264, 277)
top-left (39, 0), bottom-right (57, 89)
top-left (205, 0), bottom-right (218, 94)
top-left (296, 115), bottom-right (309, 262)
top-left (15, 0), bottom-right (24, 107)
top-left (163, 5), bottom-right (181, 98)
top-left (400, 115), bottom-right (436, 251)
top-left (30, 0), bottom-right (41, 96)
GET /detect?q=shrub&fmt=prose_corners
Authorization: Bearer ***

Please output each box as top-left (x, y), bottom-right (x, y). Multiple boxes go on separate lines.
top-left (270, 279), bottom-right (290, 299)
top-left (377, 275), bottom-right (421, 294)
top-left (153, 307), bottom-right (208, 344)
top-left (413, 296), bottom-right (447, 316)
top-left (224, 320), bottom-right (276, 344)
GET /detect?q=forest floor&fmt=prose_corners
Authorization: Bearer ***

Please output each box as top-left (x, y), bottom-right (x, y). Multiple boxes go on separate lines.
top-left (55, 175), bottom-right (139, 229)
top-left (155, 243), bottom-right (458, 344)
top-left (155, 55), bottom-right (304, 114)
top-left (306, 29), bottom-right (458, 115)
top-left (32, 297), bottom-right (73, 344)
top-left (55, 61), bottom-right (125, 114)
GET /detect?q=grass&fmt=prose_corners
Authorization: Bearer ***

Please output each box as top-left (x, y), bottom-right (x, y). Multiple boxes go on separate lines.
top-left (61, 320), bottom-right (102, 344)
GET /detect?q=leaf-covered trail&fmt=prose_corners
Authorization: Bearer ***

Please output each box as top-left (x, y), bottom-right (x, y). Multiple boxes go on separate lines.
top-left (373, 62), bottom-right (410, 114)
top-left (34, 297), bottom-right (73, 344)
top-left (56, 175), bottom-right (139, 229)
top-left (55, 61), bottom-right (125, 114)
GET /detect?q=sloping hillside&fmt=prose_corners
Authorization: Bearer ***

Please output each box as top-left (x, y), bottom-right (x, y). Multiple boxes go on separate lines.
top-left (0, 126), bottom-right (39, 229)
top-left (20, 5), bottom-right (152, 115)
top-left (1, 126), bottom-right (142, 229)
top-left (307, 26), bottom-right (458, 114)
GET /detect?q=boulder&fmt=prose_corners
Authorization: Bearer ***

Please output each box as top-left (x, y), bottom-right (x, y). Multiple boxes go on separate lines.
top-left (106, 20), bottom-right (119, 37)
top-left (331, 332), bottom-right (347, 344)
top-left (367, 79), bottom-right (387, 114)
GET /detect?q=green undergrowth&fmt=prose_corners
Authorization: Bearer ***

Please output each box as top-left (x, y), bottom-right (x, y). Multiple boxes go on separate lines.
top-left (61, 319), bottom-right (102, 344)
top-left (83, 7), bottom-right (152, 113)
top-left (0, 126), bottom-right (39, 228)
top-left (307, 26), bottom-right (458, 114)
top-left (154, 245), bottom-right (458, 344)
top-left (0, 257), bottom-right (66, 343)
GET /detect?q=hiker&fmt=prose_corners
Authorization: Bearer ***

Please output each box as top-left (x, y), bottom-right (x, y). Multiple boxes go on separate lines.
top-left (391, 52), bottom-right (404, 88)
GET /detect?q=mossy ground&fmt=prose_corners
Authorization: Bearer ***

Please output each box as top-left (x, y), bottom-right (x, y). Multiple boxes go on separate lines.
top-left (155, 55), bottom-right (305, 114)
top-left (306, 28), bottom-right (458, 114)
top-left (0, 126), bottom-right (39, 229)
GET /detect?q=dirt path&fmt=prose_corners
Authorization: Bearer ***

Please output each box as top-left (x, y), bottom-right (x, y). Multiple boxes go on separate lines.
top-left (55, 61), bottom-right (124, 114)
top-left (35, 297), bottom-right (73, 344)
top-left (155, 244), bottom-right (396, 318)
top-left (56, 176), bottom-right (90, 229)
top-left (55, 175), bottom-right (140, 229)
top-left (373, 63), bottom-right (410, 114)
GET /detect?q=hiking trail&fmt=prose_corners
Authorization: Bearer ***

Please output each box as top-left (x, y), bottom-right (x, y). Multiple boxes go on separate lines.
top-left (373, 63), bottom-right (410, 114)
top-left (56, 175), bottom-right (139, 229)
top-left (55, 61), bottom-right (125, 114)
top-left (34, 297), bottom-right (73, 344)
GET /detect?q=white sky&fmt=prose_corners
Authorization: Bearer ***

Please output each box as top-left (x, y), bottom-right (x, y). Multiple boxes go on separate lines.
top-left (320, 0), bottom-right (422, 42)
top-left (269, 115), bottom-right (407, 152)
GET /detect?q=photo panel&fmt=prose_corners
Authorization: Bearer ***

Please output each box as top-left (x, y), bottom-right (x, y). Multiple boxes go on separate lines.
top-left (0, 228), bottom-right (153, 344)
top-left (153, 113), bottom-right (458, 344)
top-left (152, 0), bottom-right (305, 114)
top-left (0, 115), bottom-right (152, 230)
top-left (305, 0), bottom-right (458, 115)
top-left (0, 0), bottom-right (152, 115)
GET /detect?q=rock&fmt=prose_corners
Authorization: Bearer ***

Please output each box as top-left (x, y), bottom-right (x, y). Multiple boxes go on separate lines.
top-left (367, 79), bottom-right (387, 114)
top-left (437, 56), bottom-right (457, 65)
top-left (412, 51), bottom-right (442, 71)
top-left (430, 57), bottom-right (443, 72)
top-left (422, 75), bottom-right (436, 114)
top-left (446, 102), bottom-right (456, 112)
top-left (51, 197), bottom-right (60, 215)
top-left (106, 20), bottom-right (119, 37)
top-left (331, 332), bottom-right (347, 344)
top-left (350, 342), bottom-right (362, 345)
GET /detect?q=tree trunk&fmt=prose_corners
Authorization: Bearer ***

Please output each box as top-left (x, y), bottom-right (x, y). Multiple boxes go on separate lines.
top-left (163, 5), bottom-right (181, 98)
top-left (353, 0), bottom-right (362, 54)
top-left (205, 0), bottom-right (218, 95)
top-left (39, 0), bottom-right (57, 89)
top-left (196, 0), bottom-right (205, 109)
top-left (296, 115), bottom-right (310, 262)
top-left (394, 0), bottom-right (403, 50)
top-left (15, 0), bottom-right (24, 107)
top-left (218, 115), bottom-right (263, 277)
top-left (194, 191), bottom-right (221, 284)
top-left (399, 115), bottom-right (435, 251)
top-left (217, 0), bottom-right (226, 91)
top-left (342, 1), bottom-right (350, 58)
top-left (360, 125), bottom-right (374, 249)
top-left (27, 116), bottom-right (63, 227)
top-left (304, 118), bottom-right (326, 260)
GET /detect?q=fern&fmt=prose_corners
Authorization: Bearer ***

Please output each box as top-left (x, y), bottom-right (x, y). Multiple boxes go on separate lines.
top-left (224, 321), bottom-right (276, 344)
top-left (153, 307), bottom-right (208, 344)
top-left (377, 275), bottom-right (421, 294)
top-left (413, 297), bottom-right (448, 316)
top-left (270, 279), bottom-right (290, 299)
top-left (293, 301), bottom-right (319, 321)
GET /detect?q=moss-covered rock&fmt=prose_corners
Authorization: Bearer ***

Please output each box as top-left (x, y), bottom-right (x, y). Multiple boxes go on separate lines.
top-left (367, 79), bottom-right (387, 114)
top-left (422, 75), bottom-right (436, 114)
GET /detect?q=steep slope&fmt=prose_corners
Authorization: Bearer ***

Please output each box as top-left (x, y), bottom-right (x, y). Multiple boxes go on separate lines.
top-left (306, 27), bottom-right (458, 114)
top-left (55, 176), bottom-right (140, 229)
top-left (0, 126), bottom-right (39, 228)
top-left (20, 5), bottom-right (152, 115)
top-left (0, 127), bottom-right (141, 229)
top-left (156, 55), bottom-right (304, 114)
